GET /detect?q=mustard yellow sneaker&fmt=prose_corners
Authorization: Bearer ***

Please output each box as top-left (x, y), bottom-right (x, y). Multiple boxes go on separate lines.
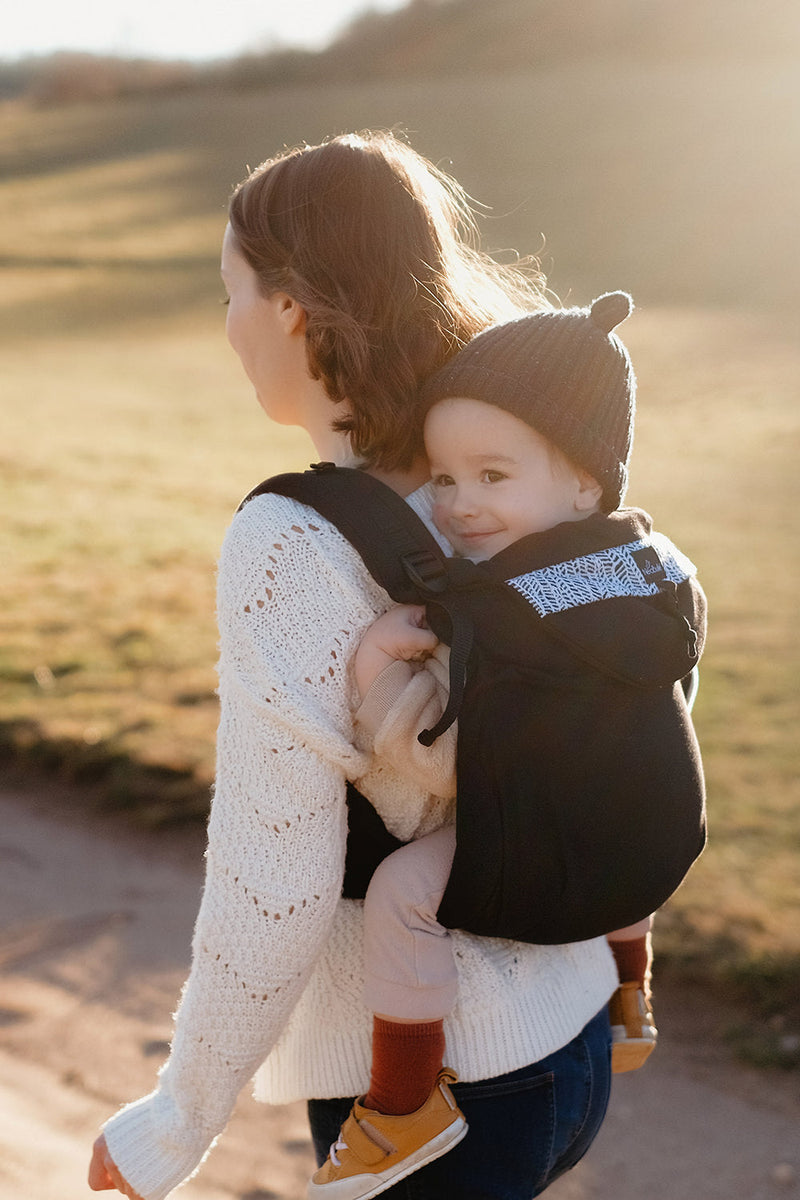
top-left (610, 981), bottom-right (658, 1073)
top-left (307, 1067), bottom-right (467, 1200)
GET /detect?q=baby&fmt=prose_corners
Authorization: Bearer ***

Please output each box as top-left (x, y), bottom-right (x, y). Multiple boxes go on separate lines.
top-left (311, 292), bottom-right (698, 1200)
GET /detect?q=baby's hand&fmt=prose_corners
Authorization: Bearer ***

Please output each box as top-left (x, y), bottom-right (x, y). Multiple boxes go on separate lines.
top-left (355, 605), bottom-right (439, 698)
top-left (369, 605), bottom-right (438, 661)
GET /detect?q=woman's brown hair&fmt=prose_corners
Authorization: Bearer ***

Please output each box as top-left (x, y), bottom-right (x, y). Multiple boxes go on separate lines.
top-left (229, 131), bottom-right (548, 470)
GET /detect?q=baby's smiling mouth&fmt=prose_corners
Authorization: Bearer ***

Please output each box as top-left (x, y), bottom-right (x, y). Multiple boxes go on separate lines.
top-left (456, 528), bottom-right (503, 541)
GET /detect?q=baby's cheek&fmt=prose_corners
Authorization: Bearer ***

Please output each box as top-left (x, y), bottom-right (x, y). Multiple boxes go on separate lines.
top-left (431, 501), bottom-right (450, 536)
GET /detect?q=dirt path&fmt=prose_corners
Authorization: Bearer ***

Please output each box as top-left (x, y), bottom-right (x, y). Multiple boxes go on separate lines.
top-left (0, 788), bottom-right (797, 1200)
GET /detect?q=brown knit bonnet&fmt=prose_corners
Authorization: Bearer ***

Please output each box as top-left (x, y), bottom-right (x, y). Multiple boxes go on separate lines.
top-left (420, 291), bottom-right (636, 512)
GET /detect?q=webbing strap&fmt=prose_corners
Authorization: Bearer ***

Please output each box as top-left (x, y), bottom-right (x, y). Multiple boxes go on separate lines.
top-left (238, 463), bottom-right (477, 743)
top-left (239, 463), bottom-right (447, 607)
top-left (418, 599), bottom-right (474, 745)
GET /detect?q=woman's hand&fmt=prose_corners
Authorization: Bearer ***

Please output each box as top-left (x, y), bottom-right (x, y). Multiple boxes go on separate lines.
top-left (88, 1134), bottom-right (145, 1199)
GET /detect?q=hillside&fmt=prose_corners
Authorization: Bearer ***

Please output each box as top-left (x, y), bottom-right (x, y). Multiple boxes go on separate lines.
top-left (320, 0), bottom-right (800, 78)
top-left (2, 59), bottom-right (798, 312)
top-left (6, 0), bottom-right (800, 102)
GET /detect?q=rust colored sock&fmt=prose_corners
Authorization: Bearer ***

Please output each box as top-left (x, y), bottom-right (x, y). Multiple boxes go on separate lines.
top-left (364, 1016), bottom-right (445, 1116)
top-left (609, 935), bottom-right (649, 989)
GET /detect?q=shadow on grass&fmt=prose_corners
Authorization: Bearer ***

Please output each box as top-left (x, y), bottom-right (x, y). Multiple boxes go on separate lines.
top-left (657, 914), bottom-right (800, 1072)
top-left (0, 253), bottom-right (215, 270)
top-left (0, 258), bottom-right (222, 339)
top-left (0, 717), bottom-right (211, 828)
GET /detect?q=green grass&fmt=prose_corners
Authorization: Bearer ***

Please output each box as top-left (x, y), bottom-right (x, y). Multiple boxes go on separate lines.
top-left (1, 72), bottom-right (799, 1045)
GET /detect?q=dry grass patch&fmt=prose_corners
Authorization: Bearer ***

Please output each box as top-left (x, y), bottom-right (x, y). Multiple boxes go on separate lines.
top-left (1, 318), bottom-right (313, 816)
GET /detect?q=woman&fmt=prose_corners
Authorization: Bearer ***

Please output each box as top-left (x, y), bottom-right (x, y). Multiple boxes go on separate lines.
top-left (88, 131), bottom-right (617, 1200)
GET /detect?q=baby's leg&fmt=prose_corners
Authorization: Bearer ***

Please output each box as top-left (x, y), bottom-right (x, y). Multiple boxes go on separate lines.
top-left (362, 826), bottom-right (457, 1117)
top-left (607, 916), bottom-right (657, 1073)
top-left (607, 915), bottom-right (653, 994)
top-left (309, 826), bottom-right (466, 1193)
top-left (363, 825), bottom-right (458, 1021)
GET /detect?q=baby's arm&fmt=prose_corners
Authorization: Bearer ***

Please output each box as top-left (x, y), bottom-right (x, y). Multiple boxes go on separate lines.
top-left (354, 604), bottom-right (439, 700)
top-left (354, 609), bottom-right (457, 799)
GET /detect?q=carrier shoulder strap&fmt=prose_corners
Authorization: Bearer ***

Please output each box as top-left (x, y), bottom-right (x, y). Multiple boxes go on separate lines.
top-left (238, 462), bottom-right (473, 743)
top-left (238, 461), bottom-right (448, 607)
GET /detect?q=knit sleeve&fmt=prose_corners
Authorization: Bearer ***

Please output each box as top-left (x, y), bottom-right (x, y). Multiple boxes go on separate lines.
top-left (353, 645), bottom-right (457, 799)
top-left (102, 497), bottom-right (378, 1200)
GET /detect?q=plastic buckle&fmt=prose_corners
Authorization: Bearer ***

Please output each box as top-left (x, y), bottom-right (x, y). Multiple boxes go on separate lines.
top-left (402, 551), bottom-right (447, 594)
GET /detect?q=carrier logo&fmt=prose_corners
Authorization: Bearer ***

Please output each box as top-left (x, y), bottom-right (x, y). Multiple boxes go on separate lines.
top-left (631, 545), bottom-right (667, 587)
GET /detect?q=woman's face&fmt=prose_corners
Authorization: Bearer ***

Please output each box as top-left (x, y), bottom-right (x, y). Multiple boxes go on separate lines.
top-left (220, 224), bottom-right (306, 425)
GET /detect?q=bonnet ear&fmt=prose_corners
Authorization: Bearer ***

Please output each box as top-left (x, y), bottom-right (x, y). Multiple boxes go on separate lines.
top-left (590, 291), bottom-right (633, 334)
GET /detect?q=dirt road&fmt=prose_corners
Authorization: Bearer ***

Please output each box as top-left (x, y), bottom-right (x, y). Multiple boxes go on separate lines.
top-left (0, 788), bottom-right (797, 1200)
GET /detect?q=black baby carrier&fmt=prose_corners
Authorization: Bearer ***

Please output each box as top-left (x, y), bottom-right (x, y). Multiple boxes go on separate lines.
top-left (240, 463), bottom-right (707, 945)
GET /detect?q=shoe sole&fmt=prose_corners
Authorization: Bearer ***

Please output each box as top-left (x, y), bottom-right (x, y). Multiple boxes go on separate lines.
top-left (612, 1038), bottom-right (656, 1073)
top-left (307, 1116), bottom-right (468, 1200)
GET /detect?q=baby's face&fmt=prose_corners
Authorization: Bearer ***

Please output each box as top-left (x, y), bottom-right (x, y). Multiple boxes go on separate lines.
top-left (424, 397), bottom-right (598, 560)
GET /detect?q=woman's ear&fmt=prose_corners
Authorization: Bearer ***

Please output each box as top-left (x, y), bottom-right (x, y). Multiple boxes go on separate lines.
top-left (574, 469), bottom-right (603, 512)
top-left (273, 292), bottom-right (307, 336)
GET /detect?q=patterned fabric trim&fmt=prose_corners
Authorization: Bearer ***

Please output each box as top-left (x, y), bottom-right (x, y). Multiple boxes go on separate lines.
top-left (506, 534), bottom-right (697, 617)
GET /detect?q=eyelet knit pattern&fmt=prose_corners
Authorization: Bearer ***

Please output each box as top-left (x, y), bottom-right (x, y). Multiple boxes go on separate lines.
top-left (102, 491), bottom-right (617, 1200)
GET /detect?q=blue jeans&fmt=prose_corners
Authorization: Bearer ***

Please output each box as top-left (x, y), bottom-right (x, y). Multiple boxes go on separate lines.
top-left (307, 1005), bottom-right (611, 1199)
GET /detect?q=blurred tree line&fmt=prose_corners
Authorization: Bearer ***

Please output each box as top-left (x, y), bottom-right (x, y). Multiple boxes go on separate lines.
top-left (3, 0), bottom-right (798, 105)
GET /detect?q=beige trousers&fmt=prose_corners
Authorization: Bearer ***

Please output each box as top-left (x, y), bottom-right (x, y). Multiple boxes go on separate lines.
top-left (362, 825), bottom-right (458, 1020)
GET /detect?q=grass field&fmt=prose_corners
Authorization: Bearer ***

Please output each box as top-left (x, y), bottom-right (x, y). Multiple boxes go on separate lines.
top-left (1, 68), bottom-right (799, 1056)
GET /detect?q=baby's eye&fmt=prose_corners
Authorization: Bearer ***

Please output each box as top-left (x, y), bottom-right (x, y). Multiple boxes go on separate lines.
top-left (483, 470), bottom-right (507, 484)
top-left (220, 295), bottom-right (230, 306)
top-left (431, 473), bottom-right (455, 488)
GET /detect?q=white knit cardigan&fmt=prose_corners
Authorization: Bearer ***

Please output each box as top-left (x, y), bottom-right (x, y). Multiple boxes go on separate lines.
top-left (102, 489), bottom-right (617, 1200)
